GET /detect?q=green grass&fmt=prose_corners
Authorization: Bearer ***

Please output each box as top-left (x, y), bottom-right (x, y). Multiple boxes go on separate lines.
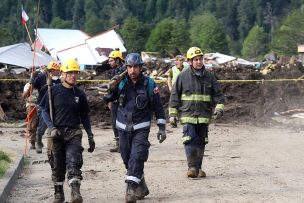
top-left (0, 151), bottom-right (11, 178)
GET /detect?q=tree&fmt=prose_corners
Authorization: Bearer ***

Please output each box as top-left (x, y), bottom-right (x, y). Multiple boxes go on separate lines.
top-left (73, 0), bottom-right (85, 29)
top-left (119, 16), bottom-right (150, 52)
top-left (241, 25), bottom-right (269, 60)
top-left (189, 14), bottom-right (229, 54)
top-left (50, 17), bottom-right (72, 29)
top-left (84, 15), bottom-right (106, 35)
top-left (271, 9), bottom-right (304, 55)
top-left (145, 18), bottom-right (189, 57)
top-left (237, 0), bottom-right (256, 41)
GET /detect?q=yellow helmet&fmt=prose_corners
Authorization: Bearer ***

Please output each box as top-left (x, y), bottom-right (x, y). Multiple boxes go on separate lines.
top-left (108, 50), bottom-right (123, 60)
top-left (186, 47), bottom-right (204, 60)
top-left (60, 59), bottom-right (80, 73)
top-left (47, 60), bottom-right (61, 70)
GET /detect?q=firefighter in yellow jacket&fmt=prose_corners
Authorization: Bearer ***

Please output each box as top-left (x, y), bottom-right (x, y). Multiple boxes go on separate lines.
top-left (169, 47), bottom-right (225, 178)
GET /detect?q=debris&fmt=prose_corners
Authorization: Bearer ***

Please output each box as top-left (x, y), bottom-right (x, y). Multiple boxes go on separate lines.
top-left (279, 109), bottom-right (304, 116)
top-left (0, 104), bottom-right (7, 121)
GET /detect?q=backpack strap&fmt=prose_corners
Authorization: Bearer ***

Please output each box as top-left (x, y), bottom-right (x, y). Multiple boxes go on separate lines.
top-left (118, 77), bottom-right (128, 94)
top-left (147, 77), bottom-right (155, 99)
top-left (143, 76), bottom-right (155, 105)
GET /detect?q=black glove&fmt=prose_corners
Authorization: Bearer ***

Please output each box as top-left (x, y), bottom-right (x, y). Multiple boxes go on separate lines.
top-left (50, 127), bottom-right (61, 138)
top-left (88, 133), bottom-right (95, 153)
top-left (213, 109), bottom-right (223, 120)
top-left (157, 125), bottom-right (166, 143)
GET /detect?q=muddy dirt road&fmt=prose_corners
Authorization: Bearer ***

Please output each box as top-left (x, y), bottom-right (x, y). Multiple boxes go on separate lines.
top-left (3, 123), bottom-right (304, 203)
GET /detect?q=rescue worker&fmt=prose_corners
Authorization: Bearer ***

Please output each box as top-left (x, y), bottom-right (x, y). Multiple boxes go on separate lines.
top-left (167, 55), bottom-right (188, 92)
top-left (107, 49), bottom-right (125, 153)
top-left (169, 47), bottom-right (225, 178)
top-left (22, 80), bottom-right (39, 149)
top-left (40, 59), bottom-right (95, 203)
top-left (32, 61), bottom-right (61, 153)
top-left (104, 53), bottom-right (166, 203)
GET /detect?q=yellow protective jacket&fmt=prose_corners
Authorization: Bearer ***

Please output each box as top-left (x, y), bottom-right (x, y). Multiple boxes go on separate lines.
top-left (169, 66), bottom-right (225, 124)
top-left (171, 65), bottom-right (188, 84)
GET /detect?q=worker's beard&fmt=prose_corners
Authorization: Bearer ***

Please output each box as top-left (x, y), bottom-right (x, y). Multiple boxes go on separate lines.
top-left (129, 73), bottom-right (141, 83)
top-left (63, 78), bottom-right (75, 87)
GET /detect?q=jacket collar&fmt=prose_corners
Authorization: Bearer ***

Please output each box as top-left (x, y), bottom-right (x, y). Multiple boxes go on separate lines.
top-left (190, 65), bottom-right (205, 77)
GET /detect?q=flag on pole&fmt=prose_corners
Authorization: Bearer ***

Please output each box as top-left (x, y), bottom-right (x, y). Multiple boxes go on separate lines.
top-left (21, 6), bottom-right (29, 25)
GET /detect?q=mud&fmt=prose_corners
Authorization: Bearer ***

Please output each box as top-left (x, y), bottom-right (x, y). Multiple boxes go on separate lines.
top-left (1, 62), bottom-right (304, 127)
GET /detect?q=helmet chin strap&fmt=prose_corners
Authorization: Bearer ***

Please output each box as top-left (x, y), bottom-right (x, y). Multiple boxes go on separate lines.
top-left (63, 78), bottom-right (74, 87)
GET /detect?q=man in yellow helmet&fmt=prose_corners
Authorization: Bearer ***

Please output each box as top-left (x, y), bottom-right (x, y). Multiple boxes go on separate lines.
top-left (40, 59), bottom-right (95, 203)
top-left (107, 49), bottom-right (126, 153)
top-left (169, 47), bottom-right (225, 178)
top-left (32, 60), bottom-right (61, 153)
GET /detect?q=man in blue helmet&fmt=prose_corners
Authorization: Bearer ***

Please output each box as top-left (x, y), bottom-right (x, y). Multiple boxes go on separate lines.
top-left (104, 53), bottom-right (166, 203)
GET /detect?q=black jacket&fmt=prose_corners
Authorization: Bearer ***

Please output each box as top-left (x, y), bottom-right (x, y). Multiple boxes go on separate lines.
top-left (169, 66), bottom-right (225, 124)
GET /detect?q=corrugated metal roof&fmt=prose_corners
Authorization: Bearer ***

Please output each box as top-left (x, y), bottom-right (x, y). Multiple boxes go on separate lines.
top-left (36, 28), bottom-right (90, 58)
top-left (57, 43), bottom-right (107, 65)
top-left (54, 28), bottom-right (127, 66)
top-left (0, 43), bottom-right (56, 68)
top-left (86, 29), bottom-right (126, 62)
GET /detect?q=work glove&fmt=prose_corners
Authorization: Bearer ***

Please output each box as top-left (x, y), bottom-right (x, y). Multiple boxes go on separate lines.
top-left (213, 109), bottom-right (223, 120)
top-left (50, 127), bottom-right (61, 138)
top-left (157, 125), bottom-right (166, 143)
top-left (169, 117), bottom-right (177, 128)
top-left (87, 133), bottom-right (95, 153)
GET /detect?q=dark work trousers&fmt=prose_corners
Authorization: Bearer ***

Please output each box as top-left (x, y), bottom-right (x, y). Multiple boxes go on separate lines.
top-left (36, 106), bottom-right (48, 139)
top-left (183, 123), bottom-right (208, 170)
top-left (118, 129), bottom-right (150, 182)
top-left (111, 101), bottom-right (119, 140)
top-left (47, 127), bottom-right (84, 183)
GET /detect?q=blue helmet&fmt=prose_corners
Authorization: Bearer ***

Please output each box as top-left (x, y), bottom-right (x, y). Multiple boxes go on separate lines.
top-left (125, 53), bottom-right (144, 66)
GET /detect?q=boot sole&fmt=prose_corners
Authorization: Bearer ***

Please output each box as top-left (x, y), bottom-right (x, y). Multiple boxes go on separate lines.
top-left (71, 196), bottom-right (83, 203)
top-left (187, 171), bottom-right (198, 178)
top-left (125, 196), bottom-right (136, 203)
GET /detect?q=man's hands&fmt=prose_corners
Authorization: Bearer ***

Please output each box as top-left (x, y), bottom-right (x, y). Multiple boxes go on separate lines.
top-left (213, 109), bottom-right (223, 120)
top-left (87, 133), bottom-right (95, 153)
top-left (169, 117), bottom-right (177, 128)
top-left (50, 127), bottom-right (61, 138)
top-left (157, 125), bottom-right (166, 143)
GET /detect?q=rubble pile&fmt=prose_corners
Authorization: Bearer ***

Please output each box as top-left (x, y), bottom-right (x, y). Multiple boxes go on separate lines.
top-left (1, 59), bottom-right (304, 126)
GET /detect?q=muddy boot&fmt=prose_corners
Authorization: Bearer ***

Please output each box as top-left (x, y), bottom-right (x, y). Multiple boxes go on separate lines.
top-left (110, 139), bottom-right (120, 153)
top-left (185, 146), bottom-right (198, 178)
top-left (30, 141), bottom-right (36, 150)
top-left (198, 169), bottom-right (206, 178)
top-left (35, 136), bottom-right (43, 154)
top-left (187, 167), bottom-right (198, 178)
top-left (69, 179), bottom-right (83, 203)
top-left (53, 184), bottom-right (65, 203)
top-left (125, 181), bottom-right (137, 203)
top-left (135, 177), bottom-right (149, 200)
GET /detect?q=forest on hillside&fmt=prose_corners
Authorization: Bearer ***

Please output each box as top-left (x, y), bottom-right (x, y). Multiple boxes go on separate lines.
top-left (1, 0), bottom-right (304, 60)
